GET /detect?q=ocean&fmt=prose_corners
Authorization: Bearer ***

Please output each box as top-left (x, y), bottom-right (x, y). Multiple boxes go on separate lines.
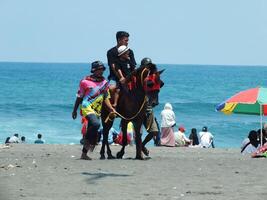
top-left (1, 62), bottom-right (267, 148)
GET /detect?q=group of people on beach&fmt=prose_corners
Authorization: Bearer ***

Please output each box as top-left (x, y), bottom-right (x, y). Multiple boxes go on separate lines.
top-left (159, 102), bottom-right (215, 148)
top-left (241, 124), bottom-right (267, 157)
top-left (5, 133), bottom-right (45, 144)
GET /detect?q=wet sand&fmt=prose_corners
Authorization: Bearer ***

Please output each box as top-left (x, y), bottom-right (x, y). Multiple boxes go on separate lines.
top-left (0, 144), bottom-right (266, 200)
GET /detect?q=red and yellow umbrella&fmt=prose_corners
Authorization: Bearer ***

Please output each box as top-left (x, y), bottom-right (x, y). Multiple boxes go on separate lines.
top-left (216, 87), bottom-right (267, 146)
top-left (216, 87), bottom-right (267, 115)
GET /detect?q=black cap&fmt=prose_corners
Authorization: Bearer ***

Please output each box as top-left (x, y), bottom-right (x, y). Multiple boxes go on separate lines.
top-left (91, 61), bottom-right (106, 73)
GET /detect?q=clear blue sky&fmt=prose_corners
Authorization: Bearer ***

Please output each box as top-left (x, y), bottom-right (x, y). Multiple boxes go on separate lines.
top-left (0, 0), bottom-right (267, 65)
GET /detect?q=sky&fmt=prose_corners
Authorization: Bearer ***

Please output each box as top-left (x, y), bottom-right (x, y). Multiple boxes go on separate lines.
top-left (0, 0), bottom-right (267, 65)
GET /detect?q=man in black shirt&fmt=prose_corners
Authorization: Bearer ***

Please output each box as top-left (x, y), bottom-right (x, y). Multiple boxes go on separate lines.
top-left (107, 31), bottom-right (136, 107)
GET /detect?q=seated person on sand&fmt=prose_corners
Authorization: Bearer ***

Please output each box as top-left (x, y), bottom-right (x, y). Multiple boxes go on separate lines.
top-left (241, 130), bottom-right (259, 154)
top-left (97, 127), bottom-right (119, 145)
top-left (5, 137), bottom-right (11, 144)
top-left (113, 122), bottom-right (134, 146)
top-left (113, 132), bottom-right (132, 146)
top-left (8, 133), bottom-right (20, 143)
top-left (189, 128), bottom-right (200, 147)
top-left (174, 126), bottom-right (191, 147)
top-left (34, 133), bottom-right (45, 144)
top-left (199, 126), bottom-right (215, 148)
top-left (21, 136), bottom-right (26, 143)
top-left (251, 142), bottom-right (267, 158)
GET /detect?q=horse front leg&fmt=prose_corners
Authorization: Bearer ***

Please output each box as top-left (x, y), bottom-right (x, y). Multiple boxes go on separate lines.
top-left (100, 119), bottom-right (114, 159)
top-left (105, 128), bottom-right (115, 159)
top-left (116, 120), bottom-right (128, 159)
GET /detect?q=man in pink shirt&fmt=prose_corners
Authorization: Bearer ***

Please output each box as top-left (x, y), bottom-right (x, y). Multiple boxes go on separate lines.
top-left (72, 61), bottom-right (115, 160)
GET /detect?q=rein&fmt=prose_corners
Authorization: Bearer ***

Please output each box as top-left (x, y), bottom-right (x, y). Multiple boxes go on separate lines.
top-left (104, 96), bottom-right (147, 123)
top-left (104, 68), bottom-right (149, 123)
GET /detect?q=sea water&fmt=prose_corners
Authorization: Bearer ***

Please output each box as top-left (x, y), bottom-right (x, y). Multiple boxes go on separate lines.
top-left (1, 62), bottom-right (267, 147)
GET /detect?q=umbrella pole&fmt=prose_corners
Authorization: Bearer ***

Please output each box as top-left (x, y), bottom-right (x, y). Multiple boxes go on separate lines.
top-left (260, 104), bottom-right (263, 146)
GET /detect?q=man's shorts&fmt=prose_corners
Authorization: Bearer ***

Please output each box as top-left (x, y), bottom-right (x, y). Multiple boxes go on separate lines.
top-left (143, 112), bottom-right (159, 133)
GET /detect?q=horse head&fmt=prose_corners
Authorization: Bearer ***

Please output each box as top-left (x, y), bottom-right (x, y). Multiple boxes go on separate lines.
top-left (132, 64), bottom-right (164, 107)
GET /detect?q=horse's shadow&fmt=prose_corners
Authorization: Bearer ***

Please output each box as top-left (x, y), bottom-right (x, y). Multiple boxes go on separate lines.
top-left (81, 172), bottom-right (132, 184)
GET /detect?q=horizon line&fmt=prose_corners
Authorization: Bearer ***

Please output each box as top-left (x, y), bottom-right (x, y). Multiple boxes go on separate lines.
top-left (0, 61), bottom-right (267, 67)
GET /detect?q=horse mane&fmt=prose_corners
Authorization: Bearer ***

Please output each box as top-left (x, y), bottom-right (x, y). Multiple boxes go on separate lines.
top-left (125, 65), bottom-right (149, 85)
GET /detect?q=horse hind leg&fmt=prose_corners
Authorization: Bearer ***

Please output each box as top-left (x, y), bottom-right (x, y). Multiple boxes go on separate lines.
top-left (99, 127), bottom-right (108, 159)
top-left (135, 125), bottom-right (144, 160)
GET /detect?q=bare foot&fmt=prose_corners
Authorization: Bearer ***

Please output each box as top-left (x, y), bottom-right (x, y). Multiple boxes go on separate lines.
top-left (80, 153), bottom-right (92, 160)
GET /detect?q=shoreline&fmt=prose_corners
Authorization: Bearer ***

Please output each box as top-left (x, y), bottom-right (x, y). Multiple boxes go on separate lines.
top-left (1, 144), bottom-right (266, 200)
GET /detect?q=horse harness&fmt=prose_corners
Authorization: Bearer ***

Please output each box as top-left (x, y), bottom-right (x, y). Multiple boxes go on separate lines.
top-left (104, 67), bottom-right (160, 124)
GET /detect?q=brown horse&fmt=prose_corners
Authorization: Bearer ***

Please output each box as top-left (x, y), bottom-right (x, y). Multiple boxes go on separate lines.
top-left (100, 64), bottom-right (164, 160)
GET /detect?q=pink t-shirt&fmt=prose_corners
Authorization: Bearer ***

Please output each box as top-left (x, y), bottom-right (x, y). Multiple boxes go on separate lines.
top-left (77, 76), bottom-right (109, 116)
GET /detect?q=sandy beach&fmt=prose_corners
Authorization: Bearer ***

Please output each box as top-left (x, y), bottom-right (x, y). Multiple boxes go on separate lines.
top-left (0, 144), bottom-right (266, 200)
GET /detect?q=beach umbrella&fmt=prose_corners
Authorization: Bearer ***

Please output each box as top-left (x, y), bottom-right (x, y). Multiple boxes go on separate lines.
top-left (216, 86), bottom-right (267, 146)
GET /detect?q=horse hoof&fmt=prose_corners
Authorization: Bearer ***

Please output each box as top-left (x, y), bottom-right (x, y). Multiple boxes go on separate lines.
top-left (81, 154), bottom-right (92, 160)
top-left (142, 147), bottom-right (149, 156)
top-left (100, 155), bottom-right (105, 160)
top-left (135, 156), bottom-right (144, 160)
top-left (116, 151), bottom-right (124, 159)
top-left (107, 155), bottom-right (115, 159)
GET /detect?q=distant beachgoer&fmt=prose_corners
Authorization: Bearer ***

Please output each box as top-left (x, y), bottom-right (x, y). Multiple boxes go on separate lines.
top-left (174, 126), bottom-right (191, 147)
top-left (72, 61), bottom-right (115, 160)
top-left (8, 133), bottom-right (20, 143)
top-left (107, 31), bottom-right (136, 107)
top-left (34, 134), bottom-right (45, 144)
top-left (126, 122), bottom-right (135, 145)
top-left (21, 136), bottom-right (26, 143)
top-left (79, 116), bottom-right (88, 145)
top-left (199, 126), bottom-right (214, 148)
top-left (252, 142), bottom-right (267, 158)
top-left (98, 127), bottom-right (119, 145)
top-left (5, 137), bottom-right (10, 144)
top-left (189, 128), bottom-right (200, 146)
top-left (112, 122), bottom-right (135, 146)
top-left (241, 130), bottom-right (260, 154)
top-left (160, 103), bottom-right (176, 147)
top-left (113, 132), bottom-right (132, 146)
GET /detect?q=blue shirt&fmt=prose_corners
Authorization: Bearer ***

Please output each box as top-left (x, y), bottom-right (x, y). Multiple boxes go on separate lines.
top-left (34, 139), bottom-right (44, 144)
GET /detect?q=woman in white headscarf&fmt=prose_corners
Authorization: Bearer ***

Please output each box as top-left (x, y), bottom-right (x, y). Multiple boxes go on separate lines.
top-left (160, 103), bottom-right (176, 147)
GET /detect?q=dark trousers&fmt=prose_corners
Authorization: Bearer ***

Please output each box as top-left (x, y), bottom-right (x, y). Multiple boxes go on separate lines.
top-left (85, 114), bottom-right (100, 145)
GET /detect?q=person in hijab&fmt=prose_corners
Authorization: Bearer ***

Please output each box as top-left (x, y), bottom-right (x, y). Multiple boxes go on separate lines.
top-left (160, 103), bottom-right (176, 147)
